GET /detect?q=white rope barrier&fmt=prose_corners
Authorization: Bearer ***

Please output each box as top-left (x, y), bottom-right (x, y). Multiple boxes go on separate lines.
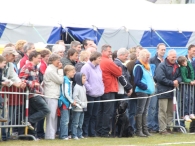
top-left (85, 89), bottom-right (174, 103)
top-left (0, 89), bottom-right (174, 104)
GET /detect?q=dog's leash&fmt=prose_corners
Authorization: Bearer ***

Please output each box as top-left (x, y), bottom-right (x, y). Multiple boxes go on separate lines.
top-left (115, 109), bottom-right (127, 125)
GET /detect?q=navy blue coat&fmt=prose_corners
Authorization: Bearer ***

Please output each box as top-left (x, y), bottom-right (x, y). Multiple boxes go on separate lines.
top-left (155, 58), bottom-right (182, 99)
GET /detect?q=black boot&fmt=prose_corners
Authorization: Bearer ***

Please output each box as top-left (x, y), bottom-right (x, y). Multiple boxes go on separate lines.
top-left (136, 114), bottom-right (147, 137)
top-left (142, 114), bottom-right (152, 136)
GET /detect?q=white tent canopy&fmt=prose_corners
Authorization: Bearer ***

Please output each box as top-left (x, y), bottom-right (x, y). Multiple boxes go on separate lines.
top-left (1, 0), bottom-right (195, 31)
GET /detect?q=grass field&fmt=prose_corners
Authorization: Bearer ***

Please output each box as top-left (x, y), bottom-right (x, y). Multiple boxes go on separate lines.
top-left (1, 133), bottom-right (195, 146)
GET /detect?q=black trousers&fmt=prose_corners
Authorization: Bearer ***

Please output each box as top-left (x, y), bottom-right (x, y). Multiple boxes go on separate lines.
top-left (96, 92), bottom-right (115, 136)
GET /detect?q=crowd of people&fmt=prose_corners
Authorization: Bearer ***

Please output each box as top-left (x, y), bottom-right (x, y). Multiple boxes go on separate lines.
top-left (0, 39), bottom-right (195, 141)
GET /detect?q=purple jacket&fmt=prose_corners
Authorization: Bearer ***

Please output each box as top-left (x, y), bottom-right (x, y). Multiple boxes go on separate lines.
top-left (81, 61), bottom-right (104, 97)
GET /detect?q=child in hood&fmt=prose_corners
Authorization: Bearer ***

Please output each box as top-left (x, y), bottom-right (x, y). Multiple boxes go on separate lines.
top-left (71, 72), bottom-right (87, 140)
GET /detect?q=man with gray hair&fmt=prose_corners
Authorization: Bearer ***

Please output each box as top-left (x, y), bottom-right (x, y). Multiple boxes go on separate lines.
top-left (52, 44), bottom-right (65, 58)
top-left (1, 47), bottom-right (27, 141)
top-left (70, 41), bottom-right (82, 52)
top-left (2, 47), bottom-right (26, 88)
top-left (17, 42), bottom-right (35, 70)
top-left (155, 49), bottom-right (181, 135)
top-left (113, 48), bottom-right (133, 136)
top-left (114, 48), bottom-right (133, 97)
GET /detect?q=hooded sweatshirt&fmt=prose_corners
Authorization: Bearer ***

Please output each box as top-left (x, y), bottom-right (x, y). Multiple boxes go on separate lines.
top-left (72, 72), bottom-right (87, 112)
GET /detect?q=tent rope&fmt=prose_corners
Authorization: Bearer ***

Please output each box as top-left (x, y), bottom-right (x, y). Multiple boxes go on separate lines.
top-left (32, 26), bottom-right (46, 43)
top-left (4, 22), bottom-right (26, 30)
top-left (101, 27), bottom-right (123, 37)
top-left (128, 31), bottom-right (140, 46)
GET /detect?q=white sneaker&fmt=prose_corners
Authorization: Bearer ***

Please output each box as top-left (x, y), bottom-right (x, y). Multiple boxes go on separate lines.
top-left (73, 137), bottom-right (79, 140)
top-left (62, 137), bottom-right (69, 140)
top-left (190, 114), bottom-right (195, 119)
top-left (35, 138), bottom-right (40, 141)
top-left (68, 135), bottom-right (71, 139)
top-left (79, 136), bottom-right (85, 139)
top-left (184, 115), bottom-right (192, 122)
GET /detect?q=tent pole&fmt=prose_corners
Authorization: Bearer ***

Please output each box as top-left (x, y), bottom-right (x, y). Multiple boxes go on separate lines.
top-left (152, 28), bottom-right (170, 47)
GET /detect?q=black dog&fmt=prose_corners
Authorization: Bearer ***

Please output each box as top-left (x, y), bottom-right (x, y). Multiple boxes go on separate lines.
top-left (113, 101), bottom-right (134, 138)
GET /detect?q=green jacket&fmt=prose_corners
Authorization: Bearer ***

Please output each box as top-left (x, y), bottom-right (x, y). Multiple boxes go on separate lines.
top-left (180, 61), bottom-right (194, 83)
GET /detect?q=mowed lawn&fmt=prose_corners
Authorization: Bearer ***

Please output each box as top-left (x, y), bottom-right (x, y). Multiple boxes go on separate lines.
top-left (1, 133), bottom-right (195, 146)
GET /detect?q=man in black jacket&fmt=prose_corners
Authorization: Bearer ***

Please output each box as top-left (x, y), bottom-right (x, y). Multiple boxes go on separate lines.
top-left (148, 43), bottom-right (166, 133)
top-left (113, 48), bottom-right (133, 136)
top-left (114, 48), bottom-right (133, 98)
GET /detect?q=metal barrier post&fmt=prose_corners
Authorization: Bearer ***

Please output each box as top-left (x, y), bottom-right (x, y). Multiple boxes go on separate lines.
top-left (173, 88), bottom-right (176, 127)
top-left (168, 87), bottom-right (187, 133)
top-left (25, 89), bottom-right (29, 135)
top-left (18, 89), bottom-right (36, 140)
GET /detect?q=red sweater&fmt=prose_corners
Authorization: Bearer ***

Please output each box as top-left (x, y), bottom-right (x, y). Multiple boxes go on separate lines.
top-left (100, 54), bottom-right (122, 93)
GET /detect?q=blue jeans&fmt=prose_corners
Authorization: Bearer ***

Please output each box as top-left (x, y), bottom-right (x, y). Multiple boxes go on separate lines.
top-left (96, 92), bottom-right (115, 136)
top-left (82, 95), bottom-right (100, 137)
top-left (136, 92), bottom-right (150, 115)
top-left (56, 116), bottom-right (61, 135)
top-left (28, 95), bottom-right (50, 124)
top-left (128, 99), bottom-right (137, 131)
top-left (71, 111), bottom-right (84, 138)
top-left (60, 109), bottom-right (69, 139)
top-left (147, 95), bottom-right (159, 131)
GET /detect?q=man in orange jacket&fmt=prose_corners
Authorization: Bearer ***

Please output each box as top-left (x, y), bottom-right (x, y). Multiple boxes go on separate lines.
top-left (96, 44), bottom-right (122, 137)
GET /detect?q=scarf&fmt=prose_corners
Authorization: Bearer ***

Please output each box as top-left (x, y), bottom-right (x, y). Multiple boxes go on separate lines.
top-left (139, 60), bottom-right (150, 71)
top-left (167, 59), bottom-right (178, 75)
